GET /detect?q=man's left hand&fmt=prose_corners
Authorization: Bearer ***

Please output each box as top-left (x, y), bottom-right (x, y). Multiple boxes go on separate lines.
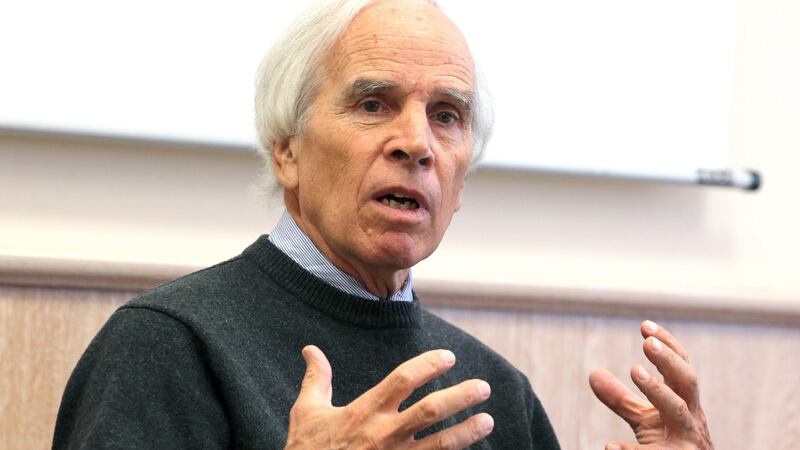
top-left (589, 320), bottom-right (713, 450)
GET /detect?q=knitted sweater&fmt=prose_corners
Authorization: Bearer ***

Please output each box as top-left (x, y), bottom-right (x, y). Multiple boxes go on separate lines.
top-left (53, 236), bottom-right (560, 449)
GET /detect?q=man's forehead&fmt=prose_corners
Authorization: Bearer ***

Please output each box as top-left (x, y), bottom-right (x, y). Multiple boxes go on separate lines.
top-left (326, 0), bottom-right (475, 88)
top-left (342, 0), bottom-right (448, 32)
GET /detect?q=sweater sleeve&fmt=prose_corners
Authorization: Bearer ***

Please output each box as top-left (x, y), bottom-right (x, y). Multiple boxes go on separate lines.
top-left (53, 307), bottom-right (230, 449)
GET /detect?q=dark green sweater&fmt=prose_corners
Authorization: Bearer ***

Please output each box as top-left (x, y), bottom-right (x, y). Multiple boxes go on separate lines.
top-left (53, 236), bottom-right (560, 449)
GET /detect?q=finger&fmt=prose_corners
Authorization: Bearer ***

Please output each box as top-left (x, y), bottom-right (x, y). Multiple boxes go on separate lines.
top-left (395, 379), bottom-right (491, 435)
top-left (643, 336), bottom-right (700, 409)
top-left (361, 349), bottom-right (457, 410)
top-left (297, 345), bottom-right (333, 406)
top-left (641, 320), bottom-right (689, 362)
top-left (589, 369), bottom-right (652, 428)
top-left (411, 413), bottom-right (494, 450)
top-left (630, 365), bottom-right (696, 433)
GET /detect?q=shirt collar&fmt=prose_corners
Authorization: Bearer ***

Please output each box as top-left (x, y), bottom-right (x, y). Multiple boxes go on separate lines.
top-left (268, 210), bottom-right (414, 302)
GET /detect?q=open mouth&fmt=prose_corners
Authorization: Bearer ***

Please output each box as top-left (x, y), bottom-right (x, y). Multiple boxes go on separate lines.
top-left (377, 192), bottom-right (420, 211)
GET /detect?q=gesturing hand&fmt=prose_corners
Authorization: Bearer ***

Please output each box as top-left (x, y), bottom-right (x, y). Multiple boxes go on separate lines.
top-left (589, 321), bottom-right (713, 450)
top-left (284, 345), bottom-right (494, 450)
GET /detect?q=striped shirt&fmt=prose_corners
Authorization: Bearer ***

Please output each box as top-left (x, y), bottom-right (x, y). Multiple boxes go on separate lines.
top-left (268, 211), bottom-right (414, 302)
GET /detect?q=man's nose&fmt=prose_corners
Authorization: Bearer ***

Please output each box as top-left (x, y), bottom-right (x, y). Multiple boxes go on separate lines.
top-left (385, 110), bottom-right (434, 168)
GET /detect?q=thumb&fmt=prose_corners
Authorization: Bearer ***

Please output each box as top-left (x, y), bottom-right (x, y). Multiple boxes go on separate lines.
top-left (298, 345), bottom-right (333, 406)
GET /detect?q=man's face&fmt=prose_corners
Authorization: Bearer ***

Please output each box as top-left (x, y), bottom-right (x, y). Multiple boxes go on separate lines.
top-left (276, 0), bottom-right (475, 279)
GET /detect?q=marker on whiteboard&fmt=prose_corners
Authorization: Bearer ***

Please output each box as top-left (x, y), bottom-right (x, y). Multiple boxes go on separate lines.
top-left (592, 167), bottom-right (762, 191)
top-left (480, 162), bottom-right (762, 192)
top-left (602, 168), bottom-right (763, 191)
top-left (695, 168), bottom-right (761, 191)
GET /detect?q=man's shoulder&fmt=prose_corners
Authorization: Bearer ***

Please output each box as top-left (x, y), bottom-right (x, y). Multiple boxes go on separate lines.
top-left (121, 247), bottom-right (284, 328)
top-left (130, 254), bottom-right (244, 303)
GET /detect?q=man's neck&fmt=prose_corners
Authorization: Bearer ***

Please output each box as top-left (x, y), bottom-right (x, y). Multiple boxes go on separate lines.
top-left (292, 216), bottom-right (409, 298)
top-left (271, 208), bottom-right (412, 301)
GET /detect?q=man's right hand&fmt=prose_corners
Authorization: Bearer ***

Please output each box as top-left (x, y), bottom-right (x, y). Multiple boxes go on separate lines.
top-left (284, 345), bottom-right (494, 450)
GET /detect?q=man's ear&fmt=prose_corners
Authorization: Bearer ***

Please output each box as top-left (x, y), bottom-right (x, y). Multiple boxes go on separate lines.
top-left (272, 137), bottom-right (299, 191)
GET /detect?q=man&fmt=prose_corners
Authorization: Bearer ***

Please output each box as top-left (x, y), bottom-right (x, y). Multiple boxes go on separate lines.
top-left (53, 0), bottom-right (713, 449)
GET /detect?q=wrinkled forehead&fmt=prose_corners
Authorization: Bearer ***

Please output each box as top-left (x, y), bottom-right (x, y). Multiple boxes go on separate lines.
top-left (325, 0), bottom-right (475, 89)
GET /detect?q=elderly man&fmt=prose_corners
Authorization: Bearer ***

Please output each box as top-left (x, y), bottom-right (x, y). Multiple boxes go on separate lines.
top-left (53, 0), bottom-right (713, 449)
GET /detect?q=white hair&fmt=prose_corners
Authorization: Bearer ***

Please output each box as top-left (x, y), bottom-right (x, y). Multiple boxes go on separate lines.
top-left (254, 0), bottom-right (494, 189)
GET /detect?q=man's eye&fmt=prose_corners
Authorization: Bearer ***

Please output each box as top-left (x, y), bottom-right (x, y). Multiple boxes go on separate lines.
top-left (361, 100), bottom-right (382, 113)
top-left (435, 111), bottom-right (458, 124)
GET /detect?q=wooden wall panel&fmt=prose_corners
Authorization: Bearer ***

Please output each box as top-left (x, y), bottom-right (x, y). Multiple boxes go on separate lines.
top-left (0, 286), bottom-right (130, 450)
top-left (2, 285), bottom-right (798, 449)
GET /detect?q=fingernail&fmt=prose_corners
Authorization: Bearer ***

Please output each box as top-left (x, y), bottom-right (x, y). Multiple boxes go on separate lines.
top-left (441, 350), bottom-right (456, 366)
top-left (476, 381), bottom-right (491, 399)
top-left (651, 337), bottom-right (663, 353)
top-left (637, 366), bottom-right (651, 382)
top-left (481, 414), bottom-right (494, 432)
top-left (644, 320), bottom-right (659, 333)
top-left (607, 444), bottom-right (622, 450)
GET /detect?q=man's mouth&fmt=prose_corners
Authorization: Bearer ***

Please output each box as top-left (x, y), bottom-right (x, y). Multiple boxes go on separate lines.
top-left (377, 193), bottom-right (420, 211)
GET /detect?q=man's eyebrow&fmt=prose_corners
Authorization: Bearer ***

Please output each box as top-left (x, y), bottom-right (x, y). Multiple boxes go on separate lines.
top-left (342, 78), bottom-right (474, 113)
top-left (344, 78), bottom-right (399, 101)
top-left (437, 88), bottom-right (475, 113)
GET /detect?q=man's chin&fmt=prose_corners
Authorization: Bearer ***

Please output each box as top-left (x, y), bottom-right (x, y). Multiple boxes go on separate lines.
top-left (369, 239), bottom-right (433, 271)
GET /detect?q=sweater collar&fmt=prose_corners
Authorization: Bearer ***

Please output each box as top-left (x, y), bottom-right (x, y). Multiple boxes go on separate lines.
top-left (267, 210), bottom-right (414, 302)
top-left (243, 235), bottom-right (422, 329)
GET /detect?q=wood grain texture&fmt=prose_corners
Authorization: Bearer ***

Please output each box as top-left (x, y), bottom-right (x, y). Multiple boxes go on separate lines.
top-left (2, 285), bottom-right (798, 449)
top-left (0, 286), bottom-right (130, 450)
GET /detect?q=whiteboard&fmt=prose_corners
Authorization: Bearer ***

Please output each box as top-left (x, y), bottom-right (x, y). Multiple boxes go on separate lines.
top-left (0, 0), bottom-right (735, 175)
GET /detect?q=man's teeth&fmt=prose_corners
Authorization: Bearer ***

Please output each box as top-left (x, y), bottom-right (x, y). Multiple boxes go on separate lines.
top-left (380, 196), bottom-right (418, 210)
